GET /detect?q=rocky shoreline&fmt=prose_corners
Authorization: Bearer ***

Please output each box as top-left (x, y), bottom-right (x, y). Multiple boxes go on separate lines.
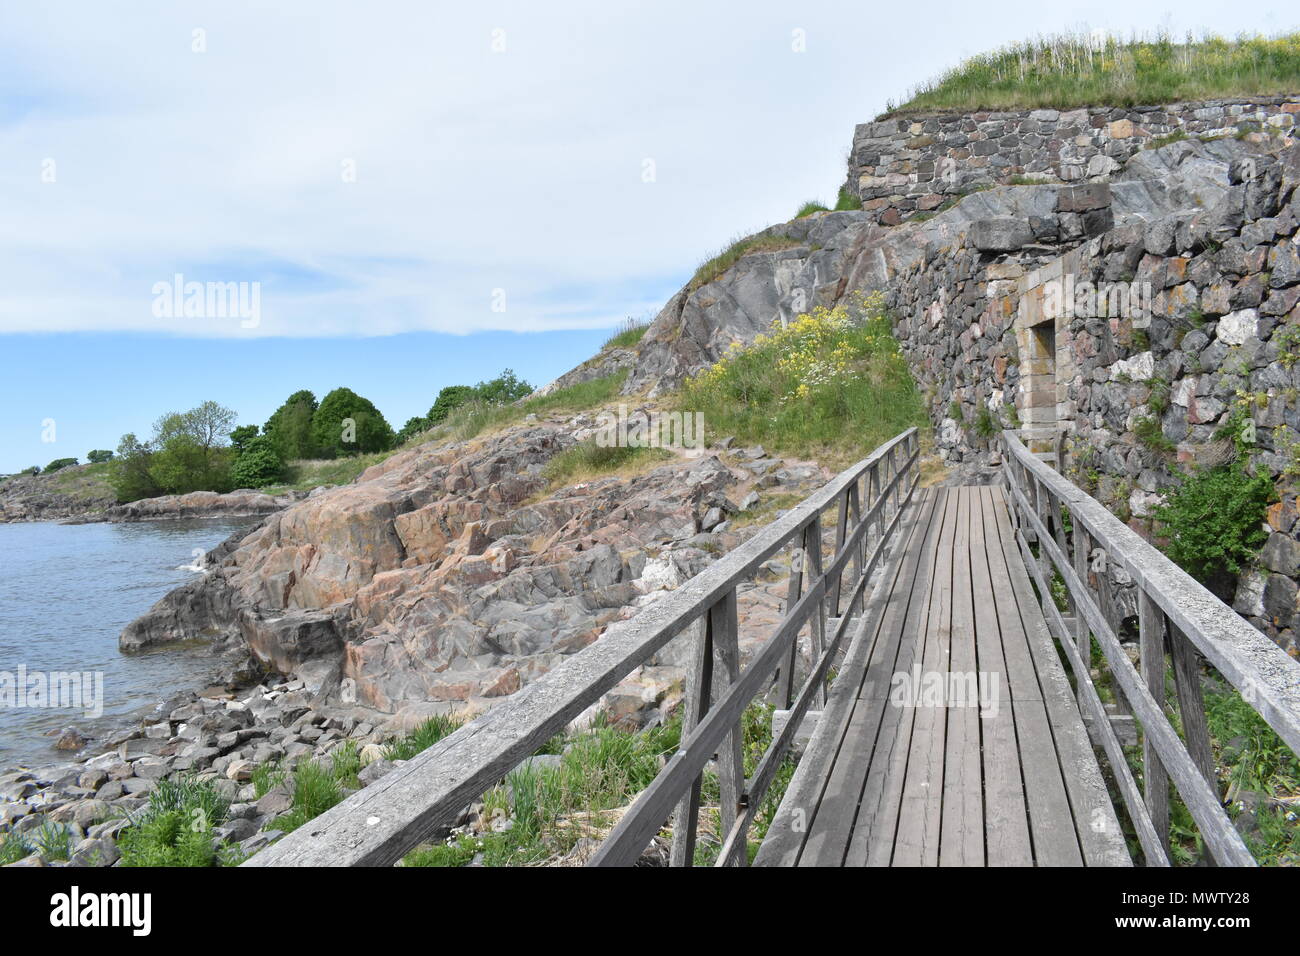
top-left (0, 470), bottom-right (307, 526)
top-left (0, 675), bottom-right (436, 866)
top-left (1, 407), bottom-right (833, 866)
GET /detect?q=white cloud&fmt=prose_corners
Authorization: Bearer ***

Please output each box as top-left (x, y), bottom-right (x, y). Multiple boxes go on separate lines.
top-left (0, 0), bottom-right (1279, 337)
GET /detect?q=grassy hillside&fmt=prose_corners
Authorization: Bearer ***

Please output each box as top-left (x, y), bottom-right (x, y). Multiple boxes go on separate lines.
top-left (888, 30), bottom-right (1300, 114)
top-left (677, 291), bottom-right (927, 468)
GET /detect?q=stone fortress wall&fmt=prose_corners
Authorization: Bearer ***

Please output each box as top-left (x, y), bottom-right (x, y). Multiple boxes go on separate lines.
top-left (847, 96), bottom-right (1300, 225)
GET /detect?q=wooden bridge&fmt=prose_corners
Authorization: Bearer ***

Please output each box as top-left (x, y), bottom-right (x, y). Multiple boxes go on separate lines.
top-left (246, 428), bottom-right (1300, 868)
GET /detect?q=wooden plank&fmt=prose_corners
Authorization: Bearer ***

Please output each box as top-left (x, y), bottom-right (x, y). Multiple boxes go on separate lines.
top-left (1139, 592), bottom-right (1171, 861)
top-left (940, 488), bottom-right (984, 866)
top-left (852, 486), bottom-right (954, 866)
top-left (889, 485), bottom-right (959, 865)
top-left (753, 488), bottom-right (932, 866)
top-left (795, 490), bottom-right (945, 865)
top-left (1001, 430), bottom-right (1300, 760)
top-left (980, 486), bottom-right (1043, 703)
top-left (971, 486), bottom-right (1033, 866)
top-left (245, 430), bottom-right (918, 866)
top-left (987, 485), bottom-right (1105, 866)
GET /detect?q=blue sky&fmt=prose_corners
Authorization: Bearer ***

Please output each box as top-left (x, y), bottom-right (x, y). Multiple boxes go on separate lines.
top-left (1, 1), bottom-right (1294, 472)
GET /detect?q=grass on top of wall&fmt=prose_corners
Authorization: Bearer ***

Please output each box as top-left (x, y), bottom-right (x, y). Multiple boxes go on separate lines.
top-left (886, 30), bottom-right (1300, 115)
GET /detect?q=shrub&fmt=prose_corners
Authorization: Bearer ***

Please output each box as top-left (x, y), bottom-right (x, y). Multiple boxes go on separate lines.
top-left (1154, 463), bottom-right (1273, 583)
top-left (230, 434), bottom-right (286, 488)
top-left (43, 458), bottom-right (78, 473)
top-left (678, 290), bottom-right (926, 463)
top-left (86, 449), bottom-right (114, 464)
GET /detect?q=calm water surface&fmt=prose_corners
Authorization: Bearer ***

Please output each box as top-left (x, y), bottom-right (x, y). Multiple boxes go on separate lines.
top-left (0, 518), bottom-right (253, 770)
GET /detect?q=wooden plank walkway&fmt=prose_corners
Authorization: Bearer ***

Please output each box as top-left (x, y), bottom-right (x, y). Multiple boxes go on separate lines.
top-left (755, 485), bottom-right (1131, 867)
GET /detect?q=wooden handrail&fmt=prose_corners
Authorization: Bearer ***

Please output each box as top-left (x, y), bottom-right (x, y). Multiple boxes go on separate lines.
top-left (1001, 430), bottom-right (1300, 866)
top-left (592, 438), bottom-right (919, 866)
top-left (245, 428), bottom-right (919, 867)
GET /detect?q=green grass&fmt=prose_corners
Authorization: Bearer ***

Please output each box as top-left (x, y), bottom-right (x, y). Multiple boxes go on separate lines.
top-left (383, 714), bottom-right (464, 761)
top-left (403, 716), bottom-right (682, 867)
top-left (442, 370), bottom-right (630, 442)
top-left (0, 831), bottom-right (31, 865)
top-left (795, 199), bottom-right (830, 218)
top-left (539, 441), bottom-right (673, 490)
top-left (261, 451), bottom-right (396, 494)
top-left (677, 291), bottom-right (927, 467)
top-left (602, 318), bottom-right (649, 350)
top-left (401, 700), bottom-right (802, 867)
top-left (117, 776), bottom-right (242, 867)
top-left (689, 233), bottom-right (803, 292)
top-left (275, 759), bottom-right (344, 833)
top-left (887, 30), bottom-right (1300, 114)
top-left (833, 186), bottom-right (862, 211)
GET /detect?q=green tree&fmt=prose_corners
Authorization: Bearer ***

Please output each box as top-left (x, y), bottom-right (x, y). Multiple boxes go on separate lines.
top-left (264, 390), bottom-right (319, 461)
top-left (229, 434), bottom-right (285, 488)
top-left (86, 449), bottom-right (114, 464)
top-left (427, 384), bottom-right (477, 424)
top-left (473, 370), bottom-right (532, 405)
top-left (108, 433), bottom-right (163, 502)
top-left (229, 425), bottom-right (260, 454)
top-left (396, 416), bottom-right (430, 444)
top-left (107, 401), bottom-right (238, 501)
top-left (310, 387), bottom-right (394, 457)
top-left (44, 458), bottom-right (78, 473)
top-left (151, 401), bottom-right (236, 493)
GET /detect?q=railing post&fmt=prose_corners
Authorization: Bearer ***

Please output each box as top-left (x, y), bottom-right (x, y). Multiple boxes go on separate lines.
top-left (831, 490), bottom-right (849, 618)
top-left (710, 589), bottom-right (747, 867)
top-left (669, 608), bottom-right (715, 867)
top-left (848, 480), bottom-right (864, 616)
top-left (778, 523), bottom-right (810, 708)
top-left (1070, 514), bottom-right (1090, 664)
top-left (1138, 591), bottom-right (1171, 861)
top-left (1168, 622), bottom-right (1219, 795)
top-left (806, 515), bottom-right (827, 710)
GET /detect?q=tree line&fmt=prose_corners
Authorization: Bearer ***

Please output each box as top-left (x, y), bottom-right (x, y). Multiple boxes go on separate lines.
top-left (100, 370), bottom-right (531, 502)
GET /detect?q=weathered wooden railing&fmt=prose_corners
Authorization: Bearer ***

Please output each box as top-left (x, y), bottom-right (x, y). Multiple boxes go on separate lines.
top-left (245, 428), bottom-right (919, 867)
top-left (1002, 430), bottom-right (1300, 866)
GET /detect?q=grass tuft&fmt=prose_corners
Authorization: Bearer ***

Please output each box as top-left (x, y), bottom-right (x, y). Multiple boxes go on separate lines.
top-left (689, 233), bottom-right (803, 292)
